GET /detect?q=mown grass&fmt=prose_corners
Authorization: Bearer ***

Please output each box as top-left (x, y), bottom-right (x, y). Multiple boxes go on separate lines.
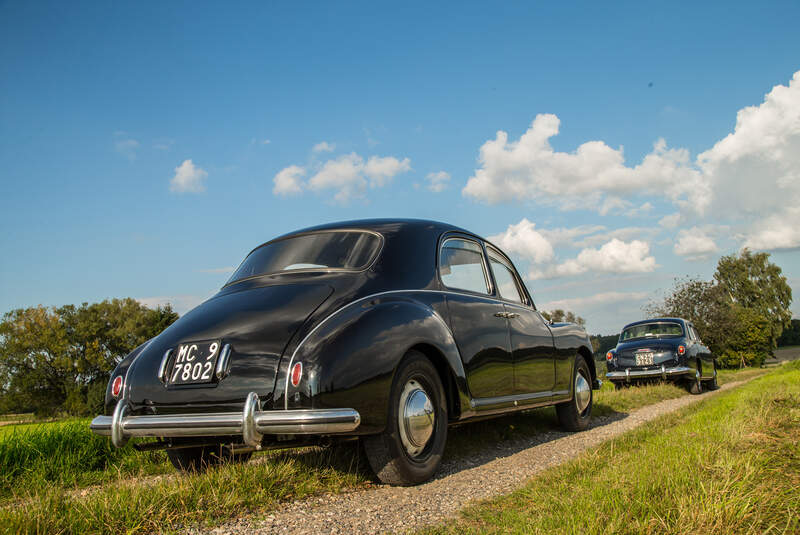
top-left (423, 361), bottom-right (800, 535)
top-left (0, 366), bottom-right (766, 533)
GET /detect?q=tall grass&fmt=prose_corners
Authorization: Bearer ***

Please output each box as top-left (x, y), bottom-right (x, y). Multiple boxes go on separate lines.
top-left (0, 419), bottom-right (168, 499)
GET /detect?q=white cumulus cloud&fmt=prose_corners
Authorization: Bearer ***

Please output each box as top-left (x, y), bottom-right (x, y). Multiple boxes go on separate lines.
top-left (425, 171), bottom-right (451, 192)
top-left (462, 114), bottom-right (707, 215)
top-left (312, 141), bottom-right (335, 153)
top-left (488, 218), bottom-right (555, 264)
top-left (170, 159), bottom-right (208, 194)
top-left (274, 150), bottom-right (411, 204)
top-left (273, 165), bottom-right (305, 196)
top-left (531, 239), bottom-right (657, 279)
top-left (673, 227), bottom-right (719, 260)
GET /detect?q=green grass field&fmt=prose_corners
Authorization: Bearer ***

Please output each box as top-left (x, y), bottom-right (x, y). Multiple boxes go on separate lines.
top-left (0, 366), bottom-right (771, 534)
top-left (423, 362), bottom-right (799, 535)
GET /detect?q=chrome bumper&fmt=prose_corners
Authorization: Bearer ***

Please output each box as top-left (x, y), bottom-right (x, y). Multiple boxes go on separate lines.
top-left (606, 365), bottom-right (692, 383)
top-left (90, 392), bottom-right (361, 449)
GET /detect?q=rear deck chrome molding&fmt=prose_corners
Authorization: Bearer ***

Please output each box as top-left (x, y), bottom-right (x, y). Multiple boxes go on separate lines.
top-left (90, 393), bottom-right (360, 449)
top-left (606, 365), bottom-right (692, 383)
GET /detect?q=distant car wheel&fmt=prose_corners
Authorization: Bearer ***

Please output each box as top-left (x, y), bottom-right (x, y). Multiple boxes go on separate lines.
top-left (703, 362), bottom-right (719, 391)
top-left (556, 355), bottom-right (593, 431)
top-left (167, 445), bottom-right (252, 472)
top-left (363, 351), bottom-right (447, 486)
top-left (686, 366), bottom-right (703, 395)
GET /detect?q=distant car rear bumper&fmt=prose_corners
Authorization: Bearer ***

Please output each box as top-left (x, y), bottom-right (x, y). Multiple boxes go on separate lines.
top-left (90, 392), bottom-right (360, 448)
top-left (606, 365), bottom-right (692, 383)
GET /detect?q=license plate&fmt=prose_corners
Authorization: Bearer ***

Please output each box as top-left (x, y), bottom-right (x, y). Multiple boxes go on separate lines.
top-left (168, 341), bottom-right (221, 385)
top-left (635, 352), bottom-right (654, 366)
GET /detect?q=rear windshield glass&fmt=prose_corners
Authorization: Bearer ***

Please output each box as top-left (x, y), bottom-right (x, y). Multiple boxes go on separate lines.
top-left (620, 322), bottom-right (684, 341)
top-left (227, 231), bottom-right (381, 284)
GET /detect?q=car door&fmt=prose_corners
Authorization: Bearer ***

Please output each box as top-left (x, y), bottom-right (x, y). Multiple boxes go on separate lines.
top-left (439, 237), bottom-right (514, 400)
top-left (486, 246), bottom-right (556, 396)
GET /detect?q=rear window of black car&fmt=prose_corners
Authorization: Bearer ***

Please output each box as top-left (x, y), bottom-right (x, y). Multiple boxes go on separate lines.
top-left (620, 322), bottom-right (684, 341)
top-left (227, 231), bottom-right (381, 284)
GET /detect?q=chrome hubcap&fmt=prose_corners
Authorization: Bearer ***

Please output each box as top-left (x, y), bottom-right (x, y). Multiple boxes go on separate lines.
top-left (398, 379), bottom-right (434, 457)
top-left (575, 372), bottom-right (591, 413)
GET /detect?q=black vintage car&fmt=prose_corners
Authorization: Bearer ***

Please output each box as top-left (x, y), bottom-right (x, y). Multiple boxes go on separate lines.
top-left (605, 318), bottom-right (718, 393)
top-left (91, 219), bottom-right (599, 485)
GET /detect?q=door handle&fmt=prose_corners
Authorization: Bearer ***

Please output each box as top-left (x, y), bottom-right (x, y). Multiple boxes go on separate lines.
top-left (494, 312), bottom-right (507, 318)
top-left (506, 312), bottom-right (519, 318)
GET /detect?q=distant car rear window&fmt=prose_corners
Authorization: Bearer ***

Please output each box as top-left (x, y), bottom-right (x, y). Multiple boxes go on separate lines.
top-left (620, 322), bottom-right (684, 341)
top-left (228, 231), bottom-right (381, 284)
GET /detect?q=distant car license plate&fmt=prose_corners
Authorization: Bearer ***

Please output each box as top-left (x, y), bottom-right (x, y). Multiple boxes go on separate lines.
top-left (635, 352), bottom-right (654, 366)
top-left (168, 341), bottom-right (221, 385)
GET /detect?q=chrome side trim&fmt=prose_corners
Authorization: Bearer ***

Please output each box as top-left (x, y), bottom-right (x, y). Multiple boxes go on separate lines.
top-left (471, 389), bottom-right (570, 409)
top-left (90, 393), bottom-right (360, 447)
top-left (606, 366), bottom-right (692, 381)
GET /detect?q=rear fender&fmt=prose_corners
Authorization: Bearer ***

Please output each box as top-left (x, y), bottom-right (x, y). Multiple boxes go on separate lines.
top-left (283, 295), bottom-right (469, 434)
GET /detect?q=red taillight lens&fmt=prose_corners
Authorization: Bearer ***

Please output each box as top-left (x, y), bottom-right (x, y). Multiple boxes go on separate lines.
top-left (290, 362), bottom-right (303, 387)
top-left (677, 345), bottom-right (686, 356)
top-left (111, 375), bottom-right (123, 398)
top-left (606, 351), bottom-right (614, 361)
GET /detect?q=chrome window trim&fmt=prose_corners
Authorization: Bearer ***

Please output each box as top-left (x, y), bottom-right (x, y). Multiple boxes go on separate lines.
top-left (437, 236), bottom-right (493, 296)
top-left (284, 287), bottom-right (532, 409)
top-left (485, 245), bottom-right (528, 306)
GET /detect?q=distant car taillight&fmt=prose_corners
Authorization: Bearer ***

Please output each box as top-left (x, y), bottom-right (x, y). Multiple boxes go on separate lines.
top-left (677, 345), bottom-right (686, 356)
top-left (111, 375), bottom-right (123, 398)
top-left (606, 351), bottom-right (614, 361)
top-left (290, 362), bottom-right (303, 387)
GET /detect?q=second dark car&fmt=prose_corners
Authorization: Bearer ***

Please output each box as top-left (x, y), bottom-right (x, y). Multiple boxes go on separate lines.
top-left (605, 317), bottom-right (718, 393)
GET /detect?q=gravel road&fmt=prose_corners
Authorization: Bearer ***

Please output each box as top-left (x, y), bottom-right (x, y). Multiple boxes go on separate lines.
top-left (192, 380), bottom-right (749, 535)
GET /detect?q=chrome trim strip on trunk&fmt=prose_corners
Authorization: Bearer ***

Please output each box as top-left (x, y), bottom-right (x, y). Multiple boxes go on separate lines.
top-left (90, 393), bottom-right (361, 449)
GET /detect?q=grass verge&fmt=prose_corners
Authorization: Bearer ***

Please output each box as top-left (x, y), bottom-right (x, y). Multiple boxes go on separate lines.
top-left (422, 362), bottom-right (800, 535)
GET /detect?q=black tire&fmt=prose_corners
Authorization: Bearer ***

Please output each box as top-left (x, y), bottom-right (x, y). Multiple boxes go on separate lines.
top-left (703, 362), bottom-right (719, 391)
top-left (167, 445), bottom-right (252, 472)
top-left (686, 365), bottom-right (703, 395)
top-left (556, 355), bottom-right (593, 431)
top-left (363, 351), bottom-right (447, 486)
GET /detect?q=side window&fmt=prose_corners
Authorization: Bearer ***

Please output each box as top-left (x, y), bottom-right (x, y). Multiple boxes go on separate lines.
top-left (439, 238), bottom-right (490, 295)
top-left (487, 249), bottom-right (525, 304)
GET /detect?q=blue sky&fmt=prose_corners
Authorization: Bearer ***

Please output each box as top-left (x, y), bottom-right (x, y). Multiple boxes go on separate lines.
top-left (1, 1), bottom-right (799, 334)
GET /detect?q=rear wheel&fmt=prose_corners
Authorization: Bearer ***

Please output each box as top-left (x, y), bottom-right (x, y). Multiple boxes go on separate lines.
top-left (167, 445), bottom-right (252, 472)
top-left (686, 366), bottom-right (703, 395)
top-left (703, 362), bottom-right (719, 391)
top-left (556, 355), bottom-right (593, 431)
top-left (363, 351), bottom-right (447, 486)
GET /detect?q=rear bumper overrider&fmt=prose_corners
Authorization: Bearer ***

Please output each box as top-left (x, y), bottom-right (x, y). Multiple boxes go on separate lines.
top-left (90, 392), bottom-right (360, 448)
top-left (606, 365), bottom-right (692, 383)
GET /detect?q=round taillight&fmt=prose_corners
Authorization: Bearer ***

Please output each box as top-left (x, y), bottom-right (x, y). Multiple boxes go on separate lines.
top-left (111, 375), bottom-right (123, 398)
top-left (606, 351), bottom-right (614, 361)
top-left (290, 362), bottom-right (303, 387)
top-left (677, 345), bottom-right (686, 356)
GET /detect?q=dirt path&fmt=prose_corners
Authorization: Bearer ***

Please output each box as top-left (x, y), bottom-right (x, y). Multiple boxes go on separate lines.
top-left (192, 380), bottom-right (751, 535)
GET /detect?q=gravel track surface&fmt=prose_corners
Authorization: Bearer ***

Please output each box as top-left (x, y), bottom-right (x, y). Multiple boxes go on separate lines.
top-left (193, 380), bottom-right (749, 535)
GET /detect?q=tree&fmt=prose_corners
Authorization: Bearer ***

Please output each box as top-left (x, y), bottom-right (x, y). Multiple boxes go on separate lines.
top-left (714, 249), bottom-right (792, 351)
top-left (0, 298), bottom-right (178, 416)
top-left (777, 319), bottom-right (800, 347)
top-left (716, 306), bottom-right (772, 368)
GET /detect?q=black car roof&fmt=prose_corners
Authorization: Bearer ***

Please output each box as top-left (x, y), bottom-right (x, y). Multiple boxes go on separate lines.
top-left (266, 218), bottom-right (479, 245)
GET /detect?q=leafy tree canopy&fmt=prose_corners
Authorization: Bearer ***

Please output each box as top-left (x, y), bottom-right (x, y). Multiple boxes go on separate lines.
top-left (0, 298), bottom-right (178, 416)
